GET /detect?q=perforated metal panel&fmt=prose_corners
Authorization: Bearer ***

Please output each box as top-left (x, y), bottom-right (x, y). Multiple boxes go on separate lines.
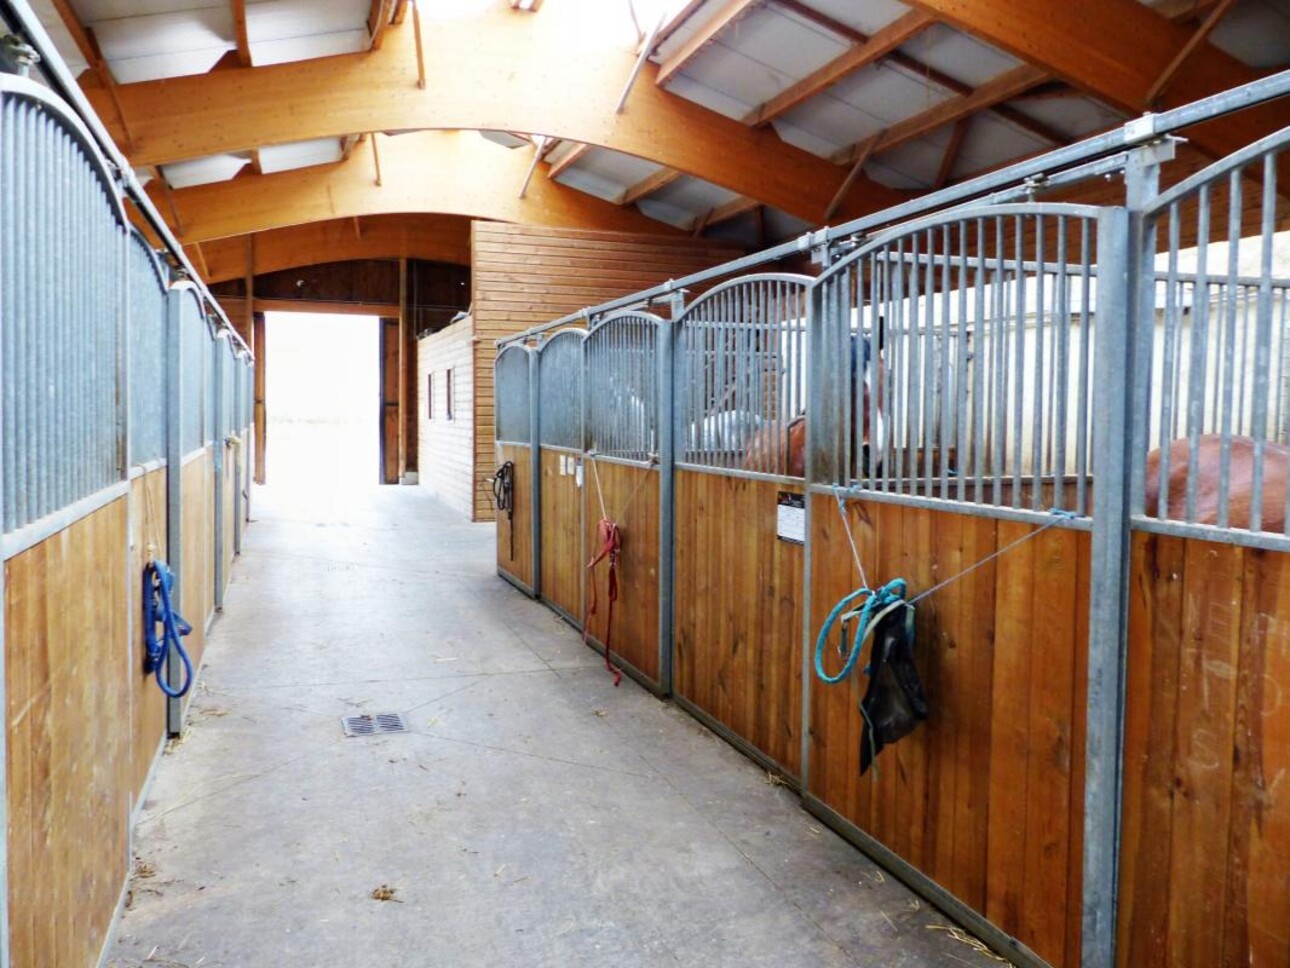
top-left (1, 84), bottom-right (128, 532)
top-left (494, 344), bottom-right (532, 444)
top-left (537, 329), bottom-right (585, 449)
top-left (128, 230), bottom-right (168, 465)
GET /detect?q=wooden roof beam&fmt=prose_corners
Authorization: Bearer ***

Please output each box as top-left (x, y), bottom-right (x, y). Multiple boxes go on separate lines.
top-left (747, 9), bottom-right (936, 127)
top-left (1144, 0), bottom-right (1238, 106)
top-left (767, 0), bottom-right (1069, 147)
top-left (904, 0), bottom-right (1280, 163)
top-left (547, 142), bottom-right (590, 181)
top-left (620, 167), bottom-right (683, 205)
top-left (153, 131), bottom-right (689, 244)
top-left (231, 0), bottom-right (251, 65)
top-left (369, 0), bottom-right (394, 50)
top-left (47, 0), bottom-right (135, 149)
top-left (199, 215), bottom-right (473, 282)
top-left (693, 194), bottom-right (760, 234)
top-left (933, 118), bottom-right (970, 188)
top-left (657, 0), bottom-right (762, 87)
top-left (866, 63), bottom-right (1050, 157)
top-left (85, 8), bottom-right (906, 224)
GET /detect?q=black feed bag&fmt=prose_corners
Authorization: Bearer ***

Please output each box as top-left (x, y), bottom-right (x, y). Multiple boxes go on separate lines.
top-left (859, 605), bottom-right (929, 775)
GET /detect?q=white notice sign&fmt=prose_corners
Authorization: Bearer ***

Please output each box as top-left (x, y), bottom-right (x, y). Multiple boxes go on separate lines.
top-left (776, 492), bottom-right (805, 544)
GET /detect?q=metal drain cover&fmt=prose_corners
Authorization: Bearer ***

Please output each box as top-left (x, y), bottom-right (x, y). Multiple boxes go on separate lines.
top-left (341, 712), bottom-right (409, 737)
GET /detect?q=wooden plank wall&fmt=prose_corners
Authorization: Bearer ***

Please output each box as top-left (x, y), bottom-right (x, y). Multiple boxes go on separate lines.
top-left (808, 495), bottom-right (1089, 967)
top-left (129, 469), bottom-right (169, 796)
top-left (1119, 533), bottom-right (1290, 967)
top-left (418, 318), bottom-right (475, 518)
top-left (6, 498), bottom-right (132, 968)
top-left (182, 451), bottom-right (215, 670)
top-left (583, 460), bottom-right (660, 685)
top-left (472, 223), bottom-right (741, 522)
top-left (496, 443), bottom-right (534, 589)
top-left (673, 471), bottom-right (803, 774)
top-left (539, 450), bottom-right (583, 622)
top-left (380, 317), bottom-right (401, 484)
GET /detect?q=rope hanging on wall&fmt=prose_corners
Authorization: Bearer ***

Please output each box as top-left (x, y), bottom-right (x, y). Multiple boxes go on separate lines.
top-left (582, 455), bottom-right (655, 688)
top-left (142, 560), bottom-right (194, 699)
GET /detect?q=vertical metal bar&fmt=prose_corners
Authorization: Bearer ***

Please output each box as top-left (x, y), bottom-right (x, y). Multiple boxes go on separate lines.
top-left (1250, 155), bottom-right (1275, 531)
top-left (1011, 216), bottom-right (1026, 508)
top-left (658, 300), bottom-right (679, 695)
top-left (1184, 186), bottom-right (1212, 522)
top-left (0, 86), bottom-right (11, 968)
top-left (1216, 170), bottom-right (1242, 527)
top-left (922, 230), bottom-right (936, 496)
top-left (1075, 220), bottom-right (1092, 516)
top-left (1054, 217), bottom-right (1070, 511)
top-left (992, 219), bottom-right (1007, 505)
top-left (1157, 208), bottom-right (1181, 517)
top-left (1032, 216), bottom-right (1046, 510)
top-left (940, 224), bottom-right (954, 499)
top-left (164, 288), bottom-right (185, 735)
top-left (1082, 204), bottom-right (1132, 968)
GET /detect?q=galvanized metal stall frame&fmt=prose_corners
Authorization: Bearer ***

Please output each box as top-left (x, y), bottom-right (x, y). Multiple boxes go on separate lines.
top-left (495, 70), bottom-right (1290, 968)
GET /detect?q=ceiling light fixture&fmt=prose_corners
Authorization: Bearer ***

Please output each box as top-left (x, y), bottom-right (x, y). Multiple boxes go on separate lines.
top-left (510, 0), bottom-right (542, 10)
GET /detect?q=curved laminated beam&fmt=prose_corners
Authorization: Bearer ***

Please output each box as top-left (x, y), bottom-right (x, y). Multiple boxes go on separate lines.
top-left (904, 0), bottom-right (1282, 162)
top-left (85, 5), bottom-right (906, 223)
top-left (197, 214), bottom-right (473, 283)
top-left (155, 131), bottom-right (686, 243)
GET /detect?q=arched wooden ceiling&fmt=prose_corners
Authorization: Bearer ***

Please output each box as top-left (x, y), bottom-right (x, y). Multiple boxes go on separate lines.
top-left (50, 0), bottom-right (1290, 274)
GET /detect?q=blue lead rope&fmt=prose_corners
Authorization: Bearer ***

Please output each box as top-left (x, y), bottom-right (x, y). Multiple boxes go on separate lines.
top-left (814, 578), bottom-right (908, 685)
top-left (142, 560), bottom-right (194, 698)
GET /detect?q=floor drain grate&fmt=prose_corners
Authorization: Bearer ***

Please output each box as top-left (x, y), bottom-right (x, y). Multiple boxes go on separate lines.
top-left (341, 713), bottom-right (409, 737)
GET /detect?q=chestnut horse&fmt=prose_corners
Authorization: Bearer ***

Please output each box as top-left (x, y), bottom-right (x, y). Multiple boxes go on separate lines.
top-left (740, 332), bottom-right (882, 478)
top-left (1144, 434), bottom-right (1289, 531)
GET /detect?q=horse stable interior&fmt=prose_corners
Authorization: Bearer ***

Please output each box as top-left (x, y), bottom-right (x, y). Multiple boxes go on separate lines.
top-left (1, 0), bottom-right (1289, 965)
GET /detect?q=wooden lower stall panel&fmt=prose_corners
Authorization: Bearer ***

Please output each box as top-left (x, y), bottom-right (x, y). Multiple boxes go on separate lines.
top-left (1119, 533), bottom-right (1290, 967)
top-left (130, 469), bottom-right (169, 797)
top-left (807, 496), bottom-right (1088, 967)
top-left (182, 451), bottom-right (214, 671)
top-left (495, 444), bottom-right (533, 588)
top-left (6, 498), bottom-right (132, 968)
top-left (539, 449), bottom-right (583, 621)
top-left (673, 471), bottom-right (803, 775)
top-left (583, 460), bottom-right (659, 683)
top-left (221, 443), bottom-right (237, 596)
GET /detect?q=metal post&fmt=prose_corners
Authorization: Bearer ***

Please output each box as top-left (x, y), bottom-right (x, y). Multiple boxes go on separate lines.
top-left (212, 338), bottom-right (225, 610)
top-left (1081, 147), bottom-right (1165, 968)
top-left (802, 249), bottom-right (841, 792)
top-left (163, 289), bottom-right (185, 735)
top-left (657, 293), bottom-right (683, 695)
top-left (528, 344), bottom-right (542, 599)
top-left (0, 87), bottom-right (10, 968)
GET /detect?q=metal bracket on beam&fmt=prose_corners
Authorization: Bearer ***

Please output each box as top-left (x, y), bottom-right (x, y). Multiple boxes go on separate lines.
top-left (0, 34), bottom-right (38, 76)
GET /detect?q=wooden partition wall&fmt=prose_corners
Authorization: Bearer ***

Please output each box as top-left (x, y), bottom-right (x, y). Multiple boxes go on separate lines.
top-left (539, 449), bottom-right (582, 622)
top-left (583, 460), bottom-right (661, 685)
top-left (182, 451), bottom-right (216, 668)
top-left (495, 443), bottom-right (534, 590)
top-left (673, 471), bottom-right (804, 775)
top-left (1119, 534), bottom-right (1290, 967)
top-left (808, 496), bottom-right (1089, 967)
top-left (5, 499), bottom-right (133, 968)
top-left (129, 469), bottom-right (170, 794)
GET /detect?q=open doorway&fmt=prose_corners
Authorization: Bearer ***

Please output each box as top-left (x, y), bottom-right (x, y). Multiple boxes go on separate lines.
top-left (265, 312), bottom-right (380, 491)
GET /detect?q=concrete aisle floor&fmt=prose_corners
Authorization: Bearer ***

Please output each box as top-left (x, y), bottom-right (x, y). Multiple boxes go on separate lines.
top-left (108, 481), bottom-right (1006, 968)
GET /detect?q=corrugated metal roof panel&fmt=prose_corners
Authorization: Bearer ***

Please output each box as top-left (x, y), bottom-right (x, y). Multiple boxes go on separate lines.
top-left (662, 73), bottom-right (754, 121)
top-left (675, 41), bottom-right (794, 109)
top-left (1007, 95), bottom-right (1127, 140)
top-left (651, 175), bottom-right (740, 213)
top-left (636, 196), bottom-right (699, 229)
top-left (574, 147), bottom-right (665, 191)
top-left (258, 137), bottom-right (344, 173)
top-left (250, 30), bottom-right (368, 66)
top-left (896, 24), bottom-right (1021, 86)
top-left (800, 0), bottom-right (914, 36)
top-left (1209, 0), bottom-right (1290, 68)
top-left (556, 167), bottom-right (631, 204)
top-left (247, 0), bottom-right (370, 66)
top-left (161, 152), bottom-right (248, 189)
top-left (92, 7), bottom-right (234, 82)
